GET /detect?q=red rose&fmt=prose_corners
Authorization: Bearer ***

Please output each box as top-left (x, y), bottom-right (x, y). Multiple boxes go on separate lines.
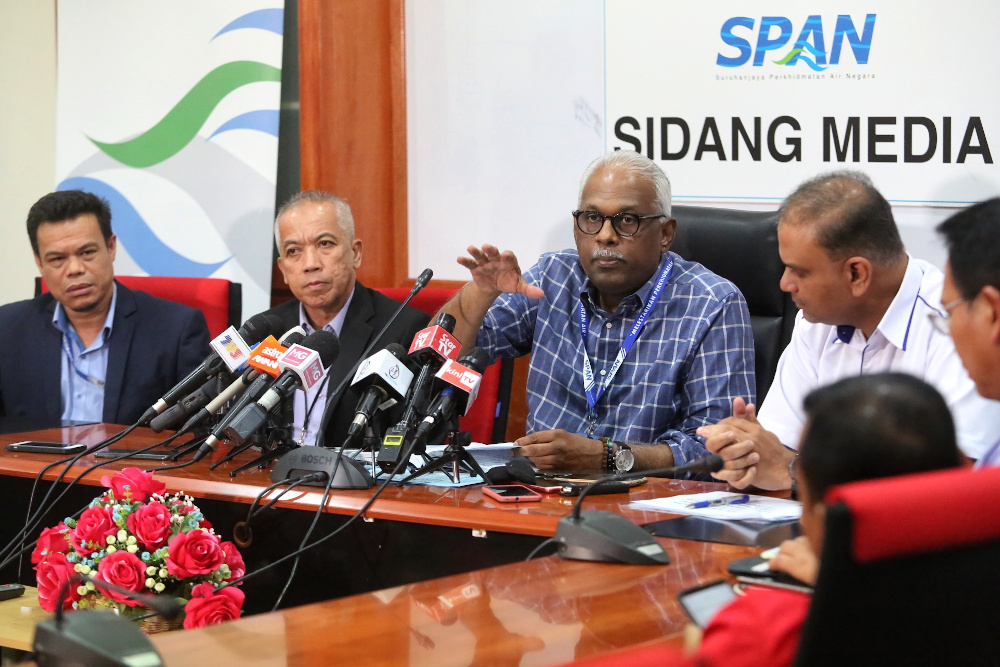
top-left (166, 529), bottom-right (224, 578)
top-left (219, 541), bottom-right (245, 582)
top-left (126, 501), bottom-right (173, 551)
top-left (94, 550), bottom-right (147, 606)
top-left (35, 552), bottom-right (80, 612)
top-left (31, 523), bottom-right (71, 564)
top-left (100, 467), bottom-right (166, 503)
top-left (199, 518), bottom-right (213, 531)
top-left (72, 505), bottom-right (117, 554)
top-left (183, 582), bottom-right (244, 629)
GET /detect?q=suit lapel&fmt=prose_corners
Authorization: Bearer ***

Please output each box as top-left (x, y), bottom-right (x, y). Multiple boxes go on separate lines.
top-left (39, 298), bottom-right (63, 421)
top-left (326, 284), bottom-right (375, 409)
top-left (103, 283), bottom-right (136, 423)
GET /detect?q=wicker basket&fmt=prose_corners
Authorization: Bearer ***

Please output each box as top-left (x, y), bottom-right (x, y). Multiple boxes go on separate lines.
top-left (140, 615), bottom-right (184, 634)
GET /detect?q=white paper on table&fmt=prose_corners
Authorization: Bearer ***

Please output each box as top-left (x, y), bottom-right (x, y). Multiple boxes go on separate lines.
top-left (629, 491), bottom-right (801, 521)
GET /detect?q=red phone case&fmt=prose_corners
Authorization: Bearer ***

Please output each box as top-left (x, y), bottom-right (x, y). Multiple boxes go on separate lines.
top-left (482, 485), bottom-right (544, 503)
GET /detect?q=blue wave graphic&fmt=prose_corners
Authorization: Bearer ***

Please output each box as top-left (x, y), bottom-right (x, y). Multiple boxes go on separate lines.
top-left (212, 8), bottom-right (284, 40)
top-left (57, 177), bottom-right (230, 278)
top-left (793, 54), bottom-right (827, 71)
top-left (800, 42), bottom-right (826, 58)
top-left (207, 109), bottom-right (280, 139)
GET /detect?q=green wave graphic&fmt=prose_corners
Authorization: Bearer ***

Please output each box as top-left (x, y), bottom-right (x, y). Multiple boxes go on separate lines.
top-left (88, 61), bottom-right (281, 168)
top-left (773, 49), bottom-right (803, 65)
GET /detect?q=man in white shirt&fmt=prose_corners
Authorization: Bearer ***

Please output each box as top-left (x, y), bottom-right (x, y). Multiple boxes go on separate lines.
top-left (700, 171), bottom-right (1000, 489)
top-left (936, 198), bottom-right (1000, 467)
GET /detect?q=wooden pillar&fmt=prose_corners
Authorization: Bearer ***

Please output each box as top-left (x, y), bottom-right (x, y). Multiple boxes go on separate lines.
top-left (298, 0), bottom-right (408, 288)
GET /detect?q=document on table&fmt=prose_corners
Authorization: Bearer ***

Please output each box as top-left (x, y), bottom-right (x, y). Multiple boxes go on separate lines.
top-left (630, 491), bottom-right (801, 521)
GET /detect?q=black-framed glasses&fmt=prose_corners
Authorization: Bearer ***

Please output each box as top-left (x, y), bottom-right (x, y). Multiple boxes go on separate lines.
top-left (572, 210), bottom-right (665, 237)
top-left (928, 296), bottom-right (970, 335)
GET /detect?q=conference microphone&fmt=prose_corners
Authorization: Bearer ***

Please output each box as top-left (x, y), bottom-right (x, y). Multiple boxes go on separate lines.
top-left (413, 347), bottom-right (491, 442)
top-left (33, 572), bottom-right (181, 667)
top-left (148, 375), bottom-right (224, 433)
top-left (223, 331), bottom-right (341, 446)
top-left (137, 311), bottom-right (281, 424)
top-left (377, 314), bottom-right (461, 473)
top-left (554, 454), bottom-right (724, 565)
top-left (342, 343), bottom-right (416, 448)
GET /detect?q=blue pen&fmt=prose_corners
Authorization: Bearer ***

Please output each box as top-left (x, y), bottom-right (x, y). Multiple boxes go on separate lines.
top-left (685, 494), bottom-right (751, 509)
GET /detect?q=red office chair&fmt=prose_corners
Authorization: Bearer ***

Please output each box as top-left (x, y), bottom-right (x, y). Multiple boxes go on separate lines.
top-left (37, 276), bottom-right (241, 339)
top-left (794, 465), bottom-right (1000, 666)
top-left (376, 287), bottom-right (514, 443)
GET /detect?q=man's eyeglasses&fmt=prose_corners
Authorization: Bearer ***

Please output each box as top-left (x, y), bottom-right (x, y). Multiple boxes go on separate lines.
top-left (928, 297), bottom-right (970, 335)
top-left (572, 210), bottom-right (665, 238)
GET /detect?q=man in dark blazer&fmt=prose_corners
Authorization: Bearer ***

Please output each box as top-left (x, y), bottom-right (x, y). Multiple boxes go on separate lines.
top-left (0, 190), bottom-right (210, 431)
top-left (260, 191), bottom-right (428, 448)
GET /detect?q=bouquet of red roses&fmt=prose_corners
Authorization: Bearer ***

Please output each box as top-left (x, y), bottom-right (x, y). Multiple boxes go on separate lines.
top-left (32, 467), bottom-right (246, 629)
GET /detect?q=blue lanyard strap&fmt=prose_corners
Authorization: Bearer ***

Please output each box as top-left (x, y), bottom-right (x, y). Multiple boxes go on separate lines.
top-left (61, 332), bottom-right (105, 388)
top-left (578, 257), bottom-right (673, 415)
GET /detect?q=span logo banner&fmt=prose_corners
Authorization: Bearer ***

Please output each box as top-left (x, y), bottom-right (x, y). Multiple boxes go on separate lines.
top-left (717, 14), bottom-right (876, 71)
top-left (56, 2), bottom-right (284, 317)
top-left (604, 1), bottom-right (999, 205)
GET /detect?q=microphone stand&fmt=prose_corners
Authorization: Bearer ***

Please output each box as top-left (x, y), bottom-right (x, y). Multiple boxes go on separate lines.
top-left (553, 454), bottom-right (724, 565)
top-left (397, 427), bottom-right (486, 485)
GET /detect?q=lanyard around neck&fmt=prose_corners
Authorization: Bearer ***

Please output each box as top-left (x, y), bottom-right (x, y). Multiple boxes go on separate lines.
top-left (578, 256), bottom-right (673, 415)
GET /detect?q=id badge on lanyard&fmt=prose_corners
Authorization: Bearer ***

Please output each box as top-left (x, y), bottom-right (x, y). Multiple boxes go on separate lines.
top-left (578, 257), bottom-right (673, 435)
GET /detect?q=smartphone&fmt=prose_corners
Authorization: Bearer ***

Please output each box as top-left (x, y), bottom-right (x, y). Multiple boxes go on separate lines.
top-left (727, 553), bottom-right (813, 591)
top-left (482, 484), bottom-right (544, 503)
top-left (94, 449), bottom-right (175, 461)
top-left (735, 576), bottom-right (813, 595)
top-left (678, 579), bottom-right (737, 628)
top-left (523, 483), bottom-right (564, 494)
top-left (5, 441), bottom-right (86, 454)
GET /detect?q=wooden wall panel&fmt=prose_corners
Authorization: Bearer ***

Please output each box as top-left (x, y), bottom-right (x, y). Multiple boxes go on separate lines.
top-left (298, 0), bottom-right (408, 288)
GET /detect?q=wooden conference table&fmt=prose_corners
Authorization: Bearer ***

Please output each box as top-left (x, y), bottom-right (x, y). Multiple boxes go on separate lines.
top-left (0, 424), bottom-right (775, 664)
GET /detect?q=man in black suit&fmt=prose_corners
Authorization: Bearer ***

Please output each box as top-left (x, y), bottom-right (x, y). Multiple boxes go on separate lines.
top-left (0, 190), bottom-right (210, 431)
top-left (261, 191), bottom-right (428, 447)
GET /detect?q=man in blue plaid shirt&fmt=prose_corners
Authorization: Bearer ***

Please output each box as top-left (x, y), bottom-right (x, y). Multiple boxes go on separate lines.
top-left (439, 151), bottom-right (755, 474)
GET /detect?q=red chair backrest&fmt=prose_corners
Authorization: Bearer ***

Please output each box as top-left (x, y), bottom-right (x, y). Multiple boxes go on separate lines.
top-left (825, 465), bottom-right (1000, 563)
top-left (39, 276), bottom-right (239, 339)
top-left (376, 287), bottom-right (502, 444)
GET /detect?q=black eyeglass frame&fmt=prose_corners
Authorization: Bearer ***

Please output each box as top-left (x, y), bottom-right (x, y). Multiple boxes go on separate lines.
top-left (571, 210), bottom-right (666, 238)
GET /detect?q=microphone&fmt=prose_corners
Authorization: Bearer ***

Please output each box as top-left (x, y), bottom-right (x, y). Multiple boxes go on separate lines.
top-left (553, 455), bottom-right (724, 565)
top-left (223, 331), bottom-right (341, 446)
top-left (413, 347), bottom-right (491, 442)
top-left (377, 314), bottom-right (461, 473)
top-left (149, 375), bottom-right (223, 433)
top-left (343, 343), bottom-right (416, 447)
top-left (33, 572), bottom-right (181, 666)
top-left (177, 328), bottom-right (306, 436)
top-left (137, 311), bottom-right (281, 424)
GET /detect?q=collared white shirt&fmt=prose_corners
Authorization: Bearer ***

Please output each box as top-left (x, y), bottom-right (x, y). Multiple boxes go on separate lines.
top-left (53, 283), bottom-right (118, 423)
top-left (758, 256), bottom-right (1000, 459)
top-left (291, 287), bottom-right (354, 446)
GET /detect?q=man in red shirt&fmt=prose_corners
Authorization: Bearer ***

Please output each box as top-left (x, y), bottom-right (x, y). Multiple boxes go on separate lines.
top-left (697, 372), bottom-right (964, 666)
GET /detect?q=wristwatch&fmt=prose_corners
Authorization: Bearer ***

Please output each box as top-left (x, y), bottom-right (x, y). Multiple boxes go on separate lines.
top-left (614, 443), bottom-right (635, 473)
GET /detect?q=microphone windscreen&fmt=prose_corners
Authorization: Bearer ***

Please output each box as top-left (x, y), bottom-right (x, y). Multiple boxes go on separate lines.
top-left (240, 311), bottom-right (282, 343)
top-left (299, 330), bottom-right (342, 367)
top-left (457, 347), bottom-right (492, 373)
top-left (434, 312), bottom-right (456, 333)
top-left (414, 268), bottom-right (433, 290)
top-left (279, 327), bottom-right (306, 346)
top-left (506, 456), bottom-right (537, 485)
top-left (484, 466), bottom-right (514, 485)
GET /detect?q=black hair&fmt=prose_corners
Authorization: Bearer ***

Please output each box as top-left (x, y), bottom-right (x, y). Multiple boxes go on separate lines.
top-left (937, 198), bottom-right (1000, 300)
top-left (779, 170), bottom-right (905, 266)
top-left (26, 190), bottom-right (113, 256)
top-left (798, 373), bottom-right (963, 503)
